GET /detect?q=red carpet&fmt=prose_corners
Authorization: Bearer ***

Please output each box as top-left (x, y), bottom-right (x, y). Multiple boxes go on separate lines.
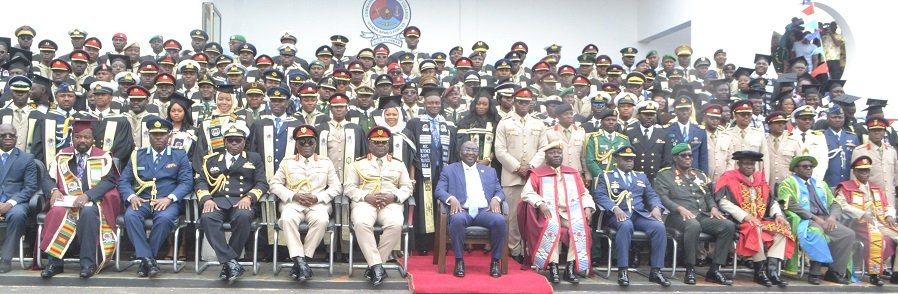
top-left (405, 251), bottom-right (553, 294)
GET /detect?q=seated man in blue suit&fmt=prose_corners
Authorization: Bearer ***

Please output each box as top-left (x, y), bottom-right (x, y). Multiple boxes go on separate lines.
top-left (0, 124), bottom-right (39, 273)
top-left (594, 146), bottom-right (670, 287)
top-left (118, 118), bottom-right (194, 278)
top-left (435, 141), bottom-right (506, 278)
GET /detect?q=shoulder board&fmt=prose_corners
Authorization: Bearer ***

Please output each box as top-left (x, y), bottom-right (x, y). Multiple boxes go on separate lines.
top-left (715, 126), bottom-right (725, 131)
top-left (661, 124), bottom-right (670, 128)
top-left (203, 152), bottom-right (220, 159)
top-left (602, 170), bottom-right (614, 174)
top-left (355, 156), bottom-right (368, 161)
top-left (657, 167), bottom-right (672, 173)
top-left (844, 130), bottom-right (855, 135)
top-left (811, 130), bottom-right (822, 135)
top-left (634, 171), bottom-right (646, 176)
top-left (698, 125), bottom-right (706, 130)
top-left (617, 133), bottom-right (629, 139)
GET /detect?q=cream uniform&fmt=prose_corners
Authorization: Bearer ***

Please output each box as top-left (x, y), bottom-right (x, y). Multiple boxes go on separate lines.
top-left (723, 125), bottom-right (770, 176)
top-left (344, 154), bottom-right (414, 266)
top-left (789, 129), bottom-right (829, 179)
top-left (766, 133), bottom-right (801, 186)
top-left (534, 124), bottom-right (587, 174)
top-left (271, 154), bottom-right (343, 259)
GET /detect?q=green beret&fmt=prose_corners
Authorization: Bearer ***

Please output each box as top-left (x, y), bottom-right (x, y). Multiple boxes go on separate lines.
top-left (662, 54), bottom-right (676, 62)
top-left (671, 143), bottom-right (690, 155)
top-left (789, 155), bottom-right (817, 171)
top-left (558, 87), bottom-right (574, 97)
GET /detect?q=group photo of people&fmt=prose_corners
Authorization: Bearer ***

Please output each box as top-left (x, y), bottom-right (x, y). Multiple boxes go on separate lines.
top-left (0, 7), bottom-right (895, 291)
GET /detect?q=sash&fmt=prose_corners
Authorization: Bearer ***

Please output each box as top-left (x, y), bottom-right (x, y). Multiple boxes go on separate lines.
top-left (45, 154), bottom-right (117, 272)
top-left (840, 183), bottom-right (898, 273)
top-left (263, 125), bottom-right (275, 180)
top-left (716, 170), bottom-right (795, 258)
top-left (44, 117), bottom-right (71, 169)
top-left (532, 174), bottom-right (590, 272)
top-left (102, 121), bottom-right (117, 152)
top-left (204, 117), bottom-right (227, 152)
top-left (459, 123), bottom-right (494, 160)
top-left (779, 177), bottom-right (833, 269)
top-left (418, 121), bottom-right (450, 234)
top-left (319, 126), bottom-right (356, 242)
top-left (27, 116), bottom-right (37, 148)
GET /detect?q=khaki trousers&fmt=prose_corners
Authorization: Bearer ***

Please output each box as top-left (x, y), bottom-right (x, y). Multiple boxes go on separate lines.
top-left (503, 185), bottom-right (523, 256)
top-left (277, 202), bottom-right (331, 259)
top-left (351, 202), bottom-right (404, 266)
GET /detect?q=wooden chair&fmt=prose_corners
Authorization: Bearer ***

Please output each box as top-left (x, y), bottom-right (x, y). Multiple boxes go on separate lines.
top-left (433, 201), bottom-right (509, 275)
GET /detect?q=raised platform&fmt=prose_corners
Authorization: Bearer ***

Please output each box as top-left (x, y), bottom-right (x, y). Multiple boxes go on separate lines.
top-left (2, 261), bottom-right (896, 292)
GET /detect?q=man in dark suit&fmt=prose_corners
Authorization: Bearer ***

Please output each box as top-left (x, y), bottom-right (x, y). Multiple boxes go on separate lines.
top-left (0, 124), bottom-right (39, 273)
top-left (624, 100), bottom-right (672, 182)
top-left (663, 96), bottom-right (708, 172)
top-left (195, 122), bottom-right (268, 281)
top-left (118, 118), bottom-right (193, 277)
top-left (594, 146), bottom-right (670, 287)
top-left (435, 141), bottom-right (506, 278)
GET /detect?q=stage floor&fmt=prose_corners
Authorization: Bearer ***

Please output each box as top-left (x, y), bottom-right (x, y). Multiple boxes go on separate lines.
top-left (2, 261), bottom-right (896, 293)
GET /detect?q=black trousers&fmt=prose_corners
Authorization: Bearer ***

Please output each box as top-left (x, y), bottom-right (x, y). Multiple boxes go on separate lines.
top-left (200, 207), bottom-right (254, 263)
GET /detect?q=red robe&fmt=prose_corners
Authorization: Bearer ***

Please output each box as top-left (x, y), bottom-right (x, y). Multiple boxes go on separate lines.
top-left (836, 180), bottom-right (897, 272)
top-left (715, 170), bottom-right (795, 258)
top-left (517, 165), bottom-right (591, 269)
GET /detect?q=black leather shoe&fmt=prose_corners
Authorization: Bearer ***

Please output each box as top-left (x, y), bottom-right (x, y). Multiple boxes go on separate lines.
top-left (79, 265), bottom-right (97, 279)
top-left (511, 254), bottom-right (524, 264)
top-left (454, 259), bottom-right (465, 277)
top-left (684, 267), bottom-right (697, 284)
top-left (146, 258), bottom-right (160, 277)
top-left (41, 264), bottom-right (64, 278)
top-left (754, 262), bottom-right (772, 286)
top-left (562, 261), bottom-right (579, 284)
top-left (136, 258), bottom-right (149, 277)
top-left (490, 260), bottom-right (500, 278)
top-left (547, 263), bottom-right (560, 283)
top-left (705, 270), bottom-right (733, 285)
top-left (808, 274), bottom-right (821, 285)
top-left (823, 270), bottom-right (849, 285)
top-left (768, 268), bottom-right (788, 287)
top-left (649, 269), bottom-right (671, 287)
top-left (227, 259), bottom-right (244, 281)
top-left (219, 264), bottom-right (230, 281)
top-left (371, 264), bottom-right (386, 286)
top-left (292, 257), bottom-right (310, 282)
top-left (289, 261), bottom-right (301, 280)
top-left (0, 258), bottom-right (11, 273)
top-left (617, 270), bottom-right (630, 287)
top-left (870, 274), bottom-right (885, 286)
top-left (890, 272), bottom-right (898, 284)
top-left (364, 266), bottom-right (373, 281)
top-left (301, 261), bottom-right (312, 280)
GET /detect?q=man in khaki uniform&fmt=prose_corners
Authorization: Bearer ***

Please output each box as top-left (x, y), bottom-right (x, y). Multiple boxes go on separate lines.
top-left (535, 104), bottom-right (586, 175)
top-left (494, 87), bottom-right (548, 261)
top-left (723, 100), bottom-right (769, 175)
top-left (765, 111), bottom-right (801, 186)
top-left (271, 125), bottom-right (342, 282)
top-left (344, 126), bottom-right (413, 286)
top-left (122, 86), bottom-right (159, 149)
top-left (851, 118), bottom-right (898, 206)
top-left (702, 104), bottom-right (729, 181)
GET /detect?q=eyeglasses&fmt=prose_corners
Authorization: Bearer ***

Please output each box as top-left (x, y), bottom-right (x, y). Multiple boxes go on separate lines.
top-left (371, 141), bottom-right (389, 145)
top-left (462, 148), bottom-right (479, 154)
top-left (402, 90), bottom-right (417, 95)
top-left (165, 49), bottom-right (180, 53)
top-left (677, 153), bottom-right (693, 158)
top-left (0, 134), bottom-right (16, 138)
top-left (795, 164), bottom-right (814, 169)
top-left (296, 139), bottom-right (316, 146)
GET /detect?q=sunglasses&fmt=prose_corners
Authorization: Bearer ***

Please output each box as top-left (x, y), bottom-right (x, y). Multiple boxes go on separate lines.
top-left (296, 139), bottom-right (316, 146)
top-left (371, 141), bottom-right (389, 145)
top-left (402, 90), bottom-right (417, 95)
top-left (677, 153), bottom-right (693, 158)
top-left (0, 134), bottom-right (16, 138)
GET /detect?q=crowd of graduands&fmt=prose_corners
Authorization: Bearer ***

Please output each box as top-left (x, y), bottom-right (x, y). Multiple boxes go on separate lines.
top-left (0, 17), bottom-right (897, 288)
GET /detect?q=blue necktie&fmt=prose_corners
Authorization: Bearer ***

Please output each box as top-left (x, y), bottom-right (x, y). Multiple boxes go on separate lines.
top-left (275, 117), bottom-right (282, 132)
top-left (430, 118), bottom-right (441, 166)
top-left (1, 153), bottom-right (7, 166)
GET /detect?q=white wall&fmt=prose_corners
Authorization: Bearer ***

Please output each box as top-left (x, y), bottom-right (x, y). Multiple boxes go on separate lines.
top-left (210, 0), bottom-right (639, 66)
top-left (2, 0), bottom-right (204, 54)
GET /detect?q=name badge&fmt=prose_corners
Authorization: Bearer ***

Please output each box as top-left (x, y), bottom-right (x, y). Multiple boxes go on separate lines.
top-left (137, 166), bottom-right (146, 171)
top-left (165, 163), bottom-right (177, 169)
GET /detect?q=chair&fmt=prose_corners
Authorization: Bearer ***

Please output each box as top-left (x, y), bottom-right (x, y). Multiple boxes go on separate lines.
top-left (270, 193), bottom-right (338, 276)
top-left (344, 195), bottom-right (415, 278)
top-left (590, 206), bottom-right (674, 278)
top-left (665, 227), bottom-right (738, 278)
top-left (189, 193), bottom-right (265, 275)
top-left (0, 158), bottom-right (44, 269)
top-left (433, 201), bottom-right (509, 275)
top-left (113, 208), bottom-right (189, 272)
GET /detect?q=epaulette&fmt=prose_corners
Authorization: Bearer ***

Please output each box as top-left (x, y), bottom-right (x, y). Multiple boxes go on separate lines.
top-left (845, 130), bottom-right (855, 135)
top-left (698, 125), bottom-right (706, 130)
top-left (657, 167), bottom-right (672, 173)
top-left (716, 126), bottom-right (725, 131)
top-left (811, 130), bottom-right (822, 135)
top-left (203, 152), bottom-right (220, 160)
top-left (617, 133), bottom-right (629, 139)
top-left (661, 124), bottom-right (670, 128)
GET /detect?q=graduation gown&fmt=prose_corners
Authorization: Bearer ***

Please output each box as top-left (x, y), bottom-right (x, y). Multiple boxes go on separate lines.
top-left (248, 115), bottom-right (303, 180)
top-left (406, 116), bottom-right (457, 251)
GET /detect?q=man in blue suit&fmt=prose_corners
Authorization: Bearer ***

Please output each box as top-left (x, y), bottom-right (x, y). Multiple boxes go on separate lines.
top-left (664, 95), bottom-right (708, 172)
top-left (822, 105), bottom-right (858, 188)
top-left (0, 124), bottom-right (39, 273)
top-left (435, 141), bottom-right (506, 278)
top-left (118, 118), bottom-right (193, 277)
top-left (594, 146), bottom-right (670, 287)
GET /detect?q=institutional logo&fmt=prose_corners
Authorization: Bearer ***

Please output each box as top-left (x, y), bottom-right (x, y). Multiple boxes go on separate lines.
top-left (360, 0), bottom-right (411, 47)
